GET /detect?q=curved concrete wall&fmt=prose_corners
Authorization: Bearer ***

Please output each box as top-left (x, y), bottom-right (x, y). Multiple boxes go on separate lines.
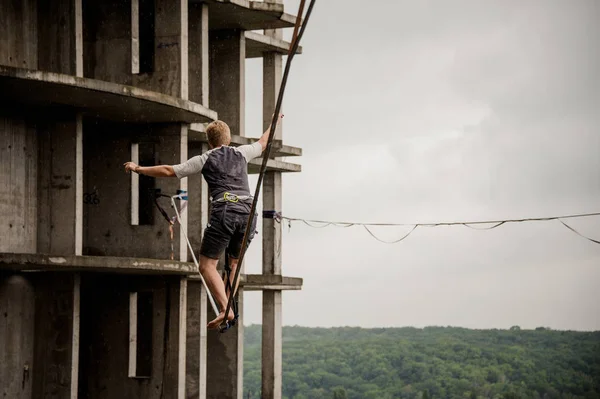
top-left (0, 115), bottom-right (37, 254)
top-left (0, 274), bottom-right (36, 398)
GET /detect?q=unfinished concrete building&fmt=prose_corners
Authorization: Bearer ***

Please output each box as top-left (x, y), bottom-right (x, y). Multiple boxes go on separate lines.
top-left (0, 0), bottom-right (303, 398)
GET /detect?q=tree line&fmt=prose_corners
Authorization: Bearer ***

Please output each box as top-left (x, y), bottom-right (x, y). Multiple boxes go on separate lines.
top-left (244, 325), bottom-right (600, 399)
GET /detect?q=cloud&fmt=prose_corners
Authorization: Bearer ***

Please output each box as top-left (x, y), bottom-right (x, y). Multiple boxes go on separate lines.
top-left (242, 0), bottom-right (600, 331)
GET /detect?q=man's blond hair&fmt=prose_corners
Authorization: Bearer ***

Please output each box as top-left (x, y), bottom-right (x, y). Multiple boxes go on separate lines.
top-left (206, 120), bottom-right (231, 148)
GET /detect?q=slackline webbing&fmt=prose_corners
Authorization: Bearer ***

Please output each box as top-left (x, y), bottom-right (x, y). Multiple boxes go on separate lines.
top-left (220, 0), bottom-right (317, 333)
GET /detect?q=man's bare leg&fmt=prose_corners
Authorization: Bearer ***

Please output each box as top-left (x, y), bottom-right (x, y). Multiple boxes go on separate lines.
top-left (224, 255), bottom-right (239, 295)
top-left (199, 254), bottom-right (234, 329)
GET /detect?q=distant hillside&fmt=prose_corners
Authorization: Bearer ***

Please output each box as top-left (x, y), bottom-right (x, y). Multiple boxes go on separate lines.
top-left (243, 325), bottom-right (600, 399)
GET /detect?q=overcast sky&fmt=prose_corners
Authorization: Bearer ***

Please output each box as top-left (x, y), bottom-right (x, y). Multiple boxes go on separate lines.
top-left (240, 0), bottom-right (600, 331)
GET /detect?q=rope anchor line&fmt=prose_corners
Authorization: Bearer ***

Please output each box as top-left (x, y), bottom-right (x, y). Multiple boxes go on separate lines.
top-left (274, 211), bottom-right (600, 246)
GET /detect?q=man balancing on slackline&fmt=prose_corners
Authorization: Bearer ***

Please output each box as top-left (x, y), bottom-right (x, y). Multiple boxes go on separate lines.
top-left (124, 114), bottom-right (283, 329)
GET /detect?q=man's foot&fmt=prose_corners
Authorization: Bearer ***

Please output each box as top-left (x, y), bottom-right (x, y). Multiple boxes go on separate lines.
top-left (207, 309), bottom-right (235, 329)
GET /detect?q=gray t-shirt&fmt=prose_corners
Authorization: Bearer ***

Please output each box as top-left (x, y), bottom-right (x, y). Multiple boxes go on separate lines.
top-left (173, 142), bottom-right (262, 209)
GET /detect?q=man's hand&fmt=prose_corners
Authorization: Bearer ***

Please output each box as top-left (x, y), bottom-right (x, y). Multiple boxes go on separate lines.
top-left (258, 113), bottom-right (284, 151)
top-left (124, 161), bottom-right (139, 174)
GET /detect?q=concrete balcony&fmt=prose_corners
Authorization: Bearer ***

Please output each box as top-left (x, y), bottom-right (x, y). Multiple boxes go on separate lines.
top-left (0, 66), bottom-right (217, 124)
top-left (197, 0), bottom-right (299, 30)
top-left (245, 31), bottom-right (302, 58)
top-left (0, 253), bottom-right (303, 291)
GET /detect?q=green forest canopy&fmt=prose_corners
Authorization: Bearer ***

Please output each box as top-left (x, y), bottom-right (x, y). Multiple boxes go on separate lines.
top-left (243, 325), bottom-right (600, 399)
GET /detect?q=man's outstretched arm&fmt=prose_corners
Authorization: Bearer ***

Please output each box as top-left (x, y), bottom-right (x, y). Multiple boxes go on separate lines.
top-left (123, 162), bottom-right (176, 177)
top-left (257, 113), bottom-right (284, 151)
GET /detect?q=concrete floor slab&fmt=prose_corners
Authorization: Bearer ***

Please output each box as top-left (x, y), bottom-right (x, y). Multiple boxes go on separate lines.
top-left (245, 31), bottom-right (302, 58)
top-left (195, 0), bottom-right (298, 30)
top-left (0, 66), bottom-right (217, 123)
top-left (0, 252), bottom-right (197, 275)
top-left (188, 273), bottom-right (303, 291)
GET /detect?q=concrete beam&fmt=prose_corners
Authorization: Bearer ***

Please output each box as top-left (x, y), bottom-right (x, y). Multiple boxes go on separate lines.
top-left (187, 273), bottom-right (302, 291)
top-left (0, 253), bottom-right (198, 275)
top-left (245, 31), bottom-right (301, 58)
top-left (197, 0), bottom-right (298, 30)
top-left (243, 274), bottom-right (303, 291)
top-left (248, 158), bottom-right (301, 174)
top-left (0, 66), bottom-right (217, 123)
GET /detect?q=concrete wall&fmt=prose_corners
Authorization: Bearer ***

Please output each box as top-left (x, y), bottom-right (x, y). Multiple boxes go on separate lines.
top-left (82, 0), bottom-right (132, 85)
top-left (0, 272), bottom-right (78, 399)
top-left (209, 30), bottom-right (246, 137)
top-left (78, 273), bottom-right (184, 399)
top-left (83, 0), bottom-right (189, 98)
top-left (188, 3), bottom-right (209, 106)
top-left (0, 273), bottom-right (36, 399)
top-left (82, 120), bottom-right (184, 259)
top-left (0, 0), bottom-right (37, 69)
top-left (0, 113), bottom-right (37, 254)
top-left (206, 290), bottom-right (244, 399)
top-left (37, 0), bottom-right (78, 74)
top-left (36, 112), bottom-right (81, 255)
top-left (32, 273), bottom-right (78, 399)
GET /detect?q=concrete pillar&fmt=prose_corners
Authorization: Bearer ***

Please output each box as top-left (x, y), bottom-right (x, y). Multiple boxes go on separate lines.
top-left (261, 2), bottom-right (284, 395)
top-left (0, 274), bottom-right (36, 399)
top-left (209, 30), bottom-right (246, 136)
top-left (0, 114), bottom-right (37, 254)
top-left (205, 24), bottom-right (247, 399)
top-left (185, 141), bottom-right (210, 399)
top-left (189, 3), bottom-right (209, 106)
top-left (261, 172), bottom-right (283, 399)
top-left (206, 292), bottom-right (244, 399)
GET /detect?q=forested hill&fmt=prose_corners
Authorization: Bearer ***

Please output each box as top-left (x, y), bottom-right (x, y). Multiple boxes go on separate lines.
top-left (243, 325), bottom-right (600, 399)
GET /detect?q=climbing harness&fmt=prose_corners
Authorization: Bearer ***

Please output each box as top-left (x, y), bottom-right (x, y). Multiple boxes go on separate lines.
top-left (152, 188), bottom-right (220, 317)
top-left (220, 0), bottom-right (318, 333)
top-left (211, 192), bottom-right (253, 204)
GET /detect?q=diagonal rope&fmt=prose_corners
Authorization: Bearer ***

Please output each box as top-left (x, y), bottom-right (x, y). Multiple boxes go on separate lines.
top-left (220, 0), bottom-right (318, 332)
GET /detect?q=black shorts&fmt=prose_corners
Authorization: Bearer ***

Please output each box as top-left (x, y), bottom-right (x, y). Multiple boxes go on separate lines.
top-left (200, 203), bottom-right (257, 260)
